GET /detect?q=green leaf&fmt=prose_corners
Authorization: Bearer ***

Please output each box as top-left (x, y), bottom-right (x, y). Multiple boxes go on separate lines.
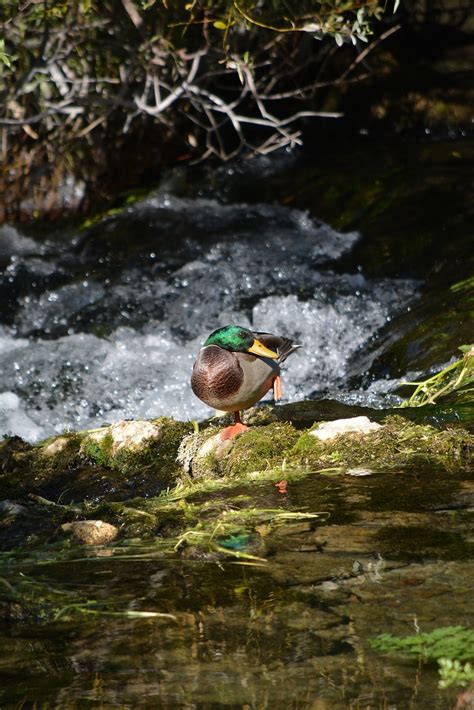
top-left (213, 21), bottom-right (227, 30)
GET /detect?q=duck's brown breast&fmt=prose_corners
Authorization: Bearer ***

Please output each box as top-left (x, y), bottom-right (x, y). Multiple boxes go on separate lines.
top-left (191, 346), bottom-right (243, 407)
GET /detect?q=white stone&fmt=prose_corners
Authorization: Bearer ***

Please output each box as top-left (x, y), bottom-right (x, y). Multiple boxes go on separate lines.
top-left (82, 420), bottom-right (162, 458)
top-left (310, 416), bottom-right (382, 441)
top-left (346, 467), bottom-right (374, 476)
top-left (108, 420), bottom-right (161, 455)
top-left (43, 436), bottom-right (69, 456)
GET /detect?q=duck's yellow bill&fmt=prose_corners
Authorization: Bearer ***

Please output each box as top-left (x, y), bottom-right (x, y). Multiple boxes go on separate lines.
top-left (248, 339), bottom-right (279, 359)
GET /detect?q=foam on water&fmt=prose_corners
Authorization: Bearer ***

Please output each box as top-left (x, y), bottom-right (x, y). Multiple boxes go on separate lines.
top-left (0, 225), bottom-right (41, 258)
top-left (0, 193), bottom-right (419, 441)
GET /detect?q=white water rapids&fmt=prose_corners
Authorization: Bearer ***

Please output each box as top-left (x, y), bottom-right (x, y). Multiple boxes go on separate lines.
top-left (0, 189), bottom-right (419, 441)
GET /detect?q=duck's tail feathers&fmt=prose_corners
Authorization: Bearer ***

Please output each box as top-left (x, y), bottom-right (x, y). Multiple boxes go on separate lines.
top-left (277, 338), bottom-right (302, 364)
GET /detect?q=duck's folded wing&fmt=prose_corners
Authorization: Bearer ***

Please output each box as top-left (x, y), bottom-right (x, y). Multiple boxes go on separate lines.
top-left (252, 331), bottom-right (301, 364)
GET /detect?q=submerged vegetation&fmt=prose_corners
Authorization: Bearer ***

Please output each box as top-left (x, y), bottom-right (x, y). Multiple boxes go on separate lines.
top-left (372, 626), bottom-right (474, 663)
top-left (372, 626), bottom-right (474, 688)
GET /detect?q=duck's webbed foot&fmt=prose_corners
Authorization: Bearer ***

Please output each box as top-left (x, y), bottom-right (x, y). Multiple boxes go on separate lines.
top-left (220, 411), bottom-right (248, 441)
top-left (220, 422), bottom-right (248, 440)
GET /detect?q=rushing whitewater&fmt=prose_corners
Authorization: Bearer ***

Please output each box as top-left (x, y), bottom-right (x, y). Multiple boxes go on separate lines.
top-left (0, 189), bottom-right (418, 441)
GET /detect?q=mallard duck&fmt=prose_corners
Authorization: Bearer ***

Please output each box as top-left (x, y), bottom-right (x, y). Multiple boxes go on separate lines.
top-left (191, 325), bottom-right (300, 440)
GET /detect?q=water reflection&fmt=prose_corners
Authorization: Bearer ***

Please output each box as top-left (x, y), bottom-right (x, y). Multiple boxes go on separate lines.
top-left (1, 463), bottom-right (473, 708)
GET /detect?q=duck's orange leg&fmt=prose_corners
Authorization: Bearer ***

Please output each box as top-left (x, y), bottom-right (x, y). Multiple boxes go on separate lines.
top-left (273, 376), bottom-right (282, 402)
top-left (220, 411), bottom-right (249, 441)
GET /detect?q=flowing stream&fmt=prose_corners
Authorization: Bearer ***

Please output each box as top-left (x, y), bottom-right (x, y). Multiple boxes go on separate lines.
top-left (0, 183), bottom-right (418, 441)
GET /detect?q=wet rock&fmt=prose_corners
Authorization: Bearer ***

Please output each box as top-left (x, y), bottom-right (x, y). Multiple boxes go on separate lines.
top-left (43, 436), bottom-right (70, 456)
top-left (346, 467), bottom-right (373, 476)
top-left (0, 413), bottom-right (472, 511)
top-left (86, 420), bottom-right (162, 456)
top-left (0, 418), bottom-right (192, 504)
top-left (454, 689), bottom-right (474, 710)
top-left (0, 500), bottom-right (27, 518)
top-left (177, 422), bottom-right (301, 479)
top-left (80, 416), bottom-right (193, 486)
top-left (61, 520), bottom-right (118, 545)
top-left (311, 416), bottom-right (382, 441)
top-left (177, 430), bottom-right (234, 478)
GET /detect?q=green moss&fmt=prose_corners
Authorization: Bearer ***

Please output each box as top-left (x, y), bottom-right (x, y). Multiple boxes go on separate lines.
top-left (289, 416), bottom-right (472, 473)
top-left (81, 419), bottom-right (193, 482)
top-left (224, 423), bottom-right (300, 476)
top-left (81, 432), bottom-right (114, 468)
top-left (1, 418), bottom-right (194, 503)
top-left (178, 413), bottom-right (472, 486)
top-left (130, 418), bottom-right (194, 485)
top-left (291, 429), bottom-right (324, 456)
top-left (0, 433), bottom-right (86, 498)
top-left (39, 434), bottom-right (84, 474)
top-left (1, 414), bottom-right (472, 517)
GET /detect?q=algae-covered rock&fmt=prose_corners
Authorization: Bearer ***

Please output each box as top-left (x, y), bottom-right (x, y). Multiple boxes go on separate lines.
top-left (1, 414), bottom-right (472, 508)
top-left (0, 417), bottom-right (193, 502)
top-left (366, 281), bottom-right (474, 380)
top-left (81, 417), bottom-right (192, 477)
top-left (82, 420), bottom-right (162, 459)
top-left (178, 422), bottom-right (300, 479)
top-left (177, 414), bottom-right (471, 478)
top-left (177, 428), bottom-right (235, 479)
top-left (292, 416), bottom-right (472, 473)
top-left (61, 520), bottom-right (118, 545)
top-left (0, 411), bottom-right (472, 555)
top-left (0, 432), bottom-right (83, 500)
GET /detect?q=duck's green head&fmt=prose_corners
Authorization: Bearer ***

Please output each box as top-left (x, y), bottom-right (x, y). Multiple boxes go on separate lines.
top-left (204, 325), bottom-right (278, 358)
